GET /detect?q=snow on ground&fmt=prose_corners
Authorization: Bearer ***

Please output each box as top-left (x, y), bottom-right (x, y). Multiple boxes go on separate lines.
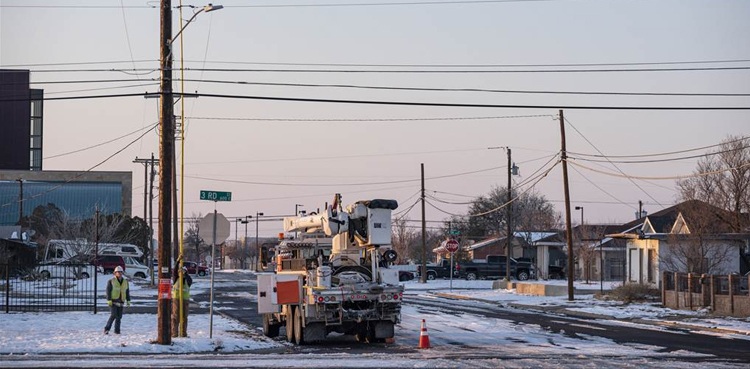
top-left (1, 271), bottom-right (749, 368)
top-left (403, 278), bottom-right (750, 334)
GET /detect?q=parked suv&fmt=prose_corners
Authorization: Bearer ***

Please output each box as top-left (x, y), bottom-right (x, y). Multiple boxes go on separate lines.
top-left (94, 255), bottom-right (126, 274)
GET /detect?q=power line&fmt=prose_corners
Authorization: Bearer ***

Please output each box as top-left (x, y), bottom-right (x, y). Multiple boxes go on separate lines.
top-left (569, 136), bottom-right (749, 159)
top-left (568, 160), bottom-right (750, 181)
top-left (25, 65), bottom-right (750, 74)
top-left (568, 144), bottom-right (750, 164)
top-left (7, 57), bottom-right (750, 69)
top-left (21, 77), bottom-right (750, 98)
top-left (0, 125), bottom-right (157, 212)
top-left (175, 78), bottom-right (750, 97)
top-left (186, 114), bottom-right (552, 124)
top-left (564, 116), bottom-right (663, 207)
top-left (3, 91), bottom-right (749, 110)
top-left (180, 58), bottom-right (750, 69)
top-left (44, 122), bottom-right (158, 160)
top-left (568, 165), bottom-right (635, 211)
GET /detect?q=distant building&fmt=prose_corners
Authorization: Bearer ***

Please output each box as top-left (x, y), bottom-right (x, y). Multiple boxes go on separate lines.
top-left (0, 170), bottom-right (132, 226)
top-left (0, 69), bottom-right (43, 171)
top-left (0, 70), bottom-right (132, 228)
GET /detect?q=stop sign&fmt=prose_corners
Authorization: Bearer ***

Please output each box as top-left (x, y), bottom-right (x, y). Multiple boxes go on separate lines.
top-left (445, 239), bottom-right (459, 253)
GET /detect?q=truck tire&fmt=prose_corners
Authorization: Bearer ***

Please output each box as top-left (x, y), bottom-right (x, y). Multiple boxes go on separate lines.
top-left (466, 271), bottom-right (478, 280)
top-left (263, 313), bottom-right (280, 338)
top-left (285, 306), bottom-right (295, 343)
top-left (517, 270), bottom-right (530, 281)
top-left (427, 271), bottom-right (437, 280)
top-left (293, 307), bottom-right (305, 345)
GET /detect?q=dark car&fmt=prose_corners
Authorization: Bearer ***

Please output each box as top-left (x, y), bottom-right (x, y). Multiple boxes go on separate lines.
top-left (184, 261), bottom-right (209, 276)
top-left (93, 255), bottom-right (126, 274)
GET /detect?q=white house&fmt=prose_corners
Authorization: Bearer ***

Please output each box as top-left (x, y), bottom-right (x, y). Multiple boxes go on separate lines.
top-left (608, 200), bottom-right (750, 287)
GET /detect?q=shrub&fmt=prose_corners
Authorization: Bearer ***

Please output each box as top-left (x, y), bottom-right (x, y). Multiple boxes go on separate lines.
top-left (608, 283), bottom-right (660, 303)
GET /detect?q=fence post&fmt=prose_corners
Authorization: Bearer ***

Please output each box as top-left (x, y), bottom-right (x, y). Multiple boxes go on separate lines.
top-left (674, 272), bottom-right (679, 309)
top-left (661, 271), bottom-right (666, 307)
top-left (710, 275), bottom-right (715, 312)
top-left (4, 264), bottom-right (9, 314)
top-left (728, 273), bottom-right (734, 315)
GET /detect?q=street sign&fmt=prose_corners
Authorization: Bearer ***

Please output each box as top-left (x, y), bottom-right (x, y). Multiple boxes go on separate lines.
top-left (449, 230), bottom-right (460, 236)
top-left (199, 213), bottom-right (231, 243)
top-left (200, 190), bottom-right (232, 202)
top-left (445, 239), bottom-right (459, 253)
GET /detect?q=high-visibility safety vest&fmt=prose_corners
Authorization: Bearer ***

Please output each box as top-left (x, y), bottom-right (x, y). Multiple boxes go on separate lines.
top-left (110, 278), bottom-right (129, 301)
top-left (172, 279), bottom-right (190, 300)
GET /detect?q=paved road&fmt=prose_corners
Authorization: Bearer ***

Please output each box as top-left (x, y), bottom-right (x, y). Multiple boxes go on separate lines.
top-left (193, 270), bottom-right (750, 363)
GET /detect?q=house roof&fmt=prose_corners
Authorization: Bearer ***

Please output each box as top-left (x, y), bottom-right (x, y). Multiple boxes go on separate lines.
top-left (609, 199), bottom-right (750, 238)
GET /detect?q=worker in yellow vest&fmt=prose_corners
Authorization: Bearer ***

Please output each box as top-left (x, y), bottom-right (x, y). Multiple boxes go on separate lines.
top-left (171, 266), bottom-right (192, 337)
top-left (104, 266), bottom-right (131, 334)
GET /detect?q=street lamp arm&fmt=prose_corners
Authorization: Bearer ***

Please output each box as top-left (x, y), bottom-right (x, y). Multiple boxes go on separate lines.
top-left (171, 4), bottom-right (223, 44)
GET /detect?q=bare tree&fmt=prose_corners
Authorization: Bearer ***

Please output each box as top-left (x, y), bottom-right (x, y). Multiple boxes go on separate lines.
top-left (391, 217), bottom-right (420, 264)
top-left (576, 225), bottom-right (607, 283)
top-left (222, 239), bottom-right (245, 269)
top-left (183, 212), bottom-right (209, 263)
top-left (677, 135), bottom-right (750, 232)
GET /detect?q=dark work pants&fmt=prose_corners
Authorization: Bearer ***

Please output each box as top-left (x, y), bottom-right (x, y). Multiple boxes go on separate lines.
top-left (105, 304), bottom-right (124, 333)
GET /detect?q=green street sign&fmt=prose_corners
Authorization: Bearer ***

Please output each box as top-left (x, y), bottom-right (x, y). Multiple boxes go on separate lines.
top-left (200, 190), bottom-right (232, 202)
top-left (450, 230), bottom-right (461, 235)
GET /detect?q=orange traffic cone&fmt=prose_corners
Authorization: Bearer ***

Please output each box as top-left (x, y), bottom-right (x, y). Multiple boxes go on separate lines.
top-left (418, 319), bottom-right (431, 349)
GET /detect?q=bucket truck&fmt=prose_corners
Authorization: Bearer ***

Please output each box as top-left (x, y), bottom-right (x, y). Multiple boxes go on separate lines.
top-left (257, 194), bottom-right (403, 344)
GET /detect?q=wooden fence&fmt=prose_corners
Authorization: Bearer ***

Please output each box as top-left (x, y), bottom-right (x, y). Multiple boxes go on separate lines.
top-left (661, 271), bottom-right (750, 317)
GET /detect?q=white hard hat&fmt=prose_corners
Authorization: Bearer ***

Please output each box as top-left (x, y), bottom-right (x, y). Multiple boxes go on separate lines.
top-left (114, 266), bottom-right (124, 273)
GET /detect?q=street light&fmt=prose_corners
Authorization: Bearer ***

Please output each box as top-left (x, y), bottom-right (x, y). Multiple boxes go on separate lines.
top-left (233, 218), bottom-right (242, 269)
top-left (489, 146), bottom-right (519, 282)
top-left (173, 3), bottom-right (223, 42)
top-left (575, 206), bottom-right (584, 227)
top-left (174, 2), bottom-right (223, 286)
top-left (256, 211), bottom-right (264, 271)
top-left (242, 216), bottom-right (250, 269)
top-left (575, 206), bottom-right (584, 282)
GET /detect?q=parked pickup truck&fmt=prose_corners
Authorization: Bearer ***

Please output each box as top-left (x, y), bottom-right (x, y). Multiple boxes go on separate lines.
top-left (418, 260), bottom-right (456, 280)
top-left (456, 255), bottom-right (534, 281)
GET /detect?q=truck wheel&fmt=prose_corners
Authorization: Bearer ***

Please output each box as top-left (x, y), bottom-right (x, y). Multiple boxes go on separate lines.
top-left (263, 313), bottom-right (280, 338)
top-left (286, 307), bottom-right (295, 343)
top-left (517, 270), bottom-right (530, 281)
top-left (427, 271), bottom-right (437, 280)
top-left (293, 306), bottom-right (305, 345)
top-left (466, 272), bottom-right (478, 280)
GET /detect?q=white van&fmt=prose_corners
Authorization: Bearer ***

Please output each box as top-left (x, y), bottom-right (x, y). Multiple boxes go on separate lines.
top-left (122, 256), bottom-right (150, 279)
top-left (45, 239), bottom-right (144, 262)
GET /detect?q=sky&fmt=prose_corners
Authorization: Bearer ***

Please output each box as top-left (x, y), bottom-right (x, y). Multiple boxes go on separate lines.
top-left (1, 271), bottom-right (748, 367)
top-left (1, 0), bottom-right (749, 240)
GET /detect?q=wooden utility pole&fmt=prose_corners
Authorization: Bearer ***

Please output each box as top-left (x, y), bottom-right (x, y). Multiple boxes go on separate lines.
top-left (559, 110), bottom-right (575, 301)
top-left (157, 0), bottom-right (174, 345)
top-left (506, 148), bottom-right (512, 281)
top-left (420, 163), bottom-right (427, 283)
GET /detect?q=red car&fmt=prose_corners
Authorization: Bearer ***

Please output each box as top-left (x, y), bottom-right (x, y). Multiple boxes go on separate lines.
top-left (93, 255), bottom-right (126, 274)
top-left (184, 261), bottom-right (209, 276)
